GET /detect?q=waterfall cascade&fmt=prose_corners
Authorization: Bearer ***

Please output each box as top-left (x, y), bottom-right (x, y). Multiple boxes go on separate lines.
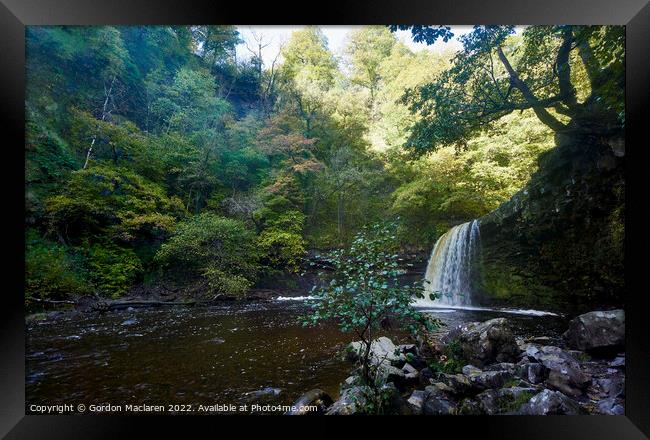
top-left (417, 220), bottom-right (481, 307)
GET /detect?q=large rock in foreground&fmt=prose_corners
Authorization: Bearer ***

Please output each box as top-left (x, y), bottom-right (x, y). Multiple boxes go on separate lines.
top-left (563, 310), bottom-right (625, 355)
top-left (459, 387), bottom-right (539, 415)
top-left (345, 336), bottom-right (400, 367)
top-left (520, 389), bottom-right (586, 415)
top-left (524, 345), bottom-right (590, 397)
top-left (325, 386), bottom-right (371, 415)
top-left (442, 318), bottom-right (519, 368)
top-left (326, 383), bottom-right (412, 415)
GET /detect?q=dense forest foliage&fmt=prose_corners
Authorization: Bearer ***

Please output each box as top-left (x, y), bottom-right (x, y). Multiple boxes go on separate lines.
top-left (25, 25), bottom-right (623, 305)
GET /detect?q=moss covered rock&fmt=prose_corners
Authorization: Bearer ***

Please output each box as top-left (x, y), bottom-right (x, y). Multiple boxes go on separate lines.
top-left (478, 128), bottom-right (624, 311)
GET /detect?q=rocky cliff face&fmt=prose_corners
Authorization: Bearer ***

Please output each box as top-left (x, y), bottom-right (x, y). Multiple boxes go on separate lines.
top-left (477, 126), bottom-right (625, 312)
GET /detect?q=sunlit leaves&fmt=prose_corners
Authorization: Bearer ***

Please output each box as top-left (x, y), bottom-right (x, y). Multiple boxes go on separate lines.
top-left (154, 213), bottom-right (259, 296)
top-left (400, 25), bottom-right (625, 153)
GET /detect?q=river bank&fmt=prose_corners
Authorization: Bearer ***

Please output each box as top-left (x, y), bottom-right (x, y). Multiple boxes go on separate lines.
top-left (288, 309), bottom-right (625, 415)
top-left (26, 250), bottom-right (432, 317)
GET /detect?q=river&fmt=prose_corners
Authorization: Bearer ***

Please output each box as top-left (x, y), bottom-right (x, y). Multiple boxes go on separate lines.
top-left (26, 299), bottom-right (567, 414)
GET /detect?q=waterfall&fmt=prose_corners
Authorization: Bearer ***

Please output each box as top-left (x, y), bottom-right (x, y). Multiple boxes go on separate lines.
top-left (416, 220), bottom-right (481, 307)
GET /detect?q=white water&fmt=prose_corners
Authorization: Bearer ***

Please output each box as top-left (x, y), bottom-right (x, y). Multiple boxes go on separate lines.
top-left (414, 220), bottom-right (482, 308)
top-left (275, 296), bottom-right (317, 301)
top-left (412, 219), bottom-right (559, 317)
top-left (414, 303), bottom-right (560, 317)
top-left (277, 219), bottom-right (557, 316)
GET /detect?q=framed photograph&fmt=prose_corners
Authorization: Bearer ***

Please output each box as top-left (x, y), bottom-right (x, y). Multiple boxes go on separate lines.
top-left (2, 0), bottom-right (649, 437)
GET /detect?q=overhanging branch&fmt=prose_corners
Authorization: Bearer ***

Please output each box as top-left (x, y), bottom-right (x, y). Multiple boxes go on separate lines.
top-left (496, 46), bottom-right (566, 132)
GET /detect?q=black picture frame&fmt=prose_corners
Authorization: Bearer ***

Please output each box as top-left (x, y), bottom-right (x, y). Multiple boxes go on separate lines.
top-left (2, 0), bottom-right (648, 438)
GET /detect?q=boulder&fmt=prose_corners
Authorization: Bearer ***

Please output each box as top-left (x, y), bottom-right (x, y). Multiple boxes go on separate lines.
top-left (423, 381), bottom-right (458, 414)
top-left (474, 387), bottom-right (539, 415)
top-left (546, 370), bottom-right (588, 398)
top-left (407, 390), bottom-right (427, 414)
top-left (420, 386), bottom-right (456, 416)
top-left (563, 310), bottom-right (625, 355)
top-left (443, 318), bottom-right (519, 367)
top-left (285, 389), bottom-right (333, 415)
top-left (484, 362), bottom-right (518, 374)
top-left (457, 387), bottom-right (538, 415)
top-left (596, 397), bottom-right (625, 415)
top-left (423, 395), bottom-right (456, 415)
top-left (462, 365), bottom-right (482, 376)
top-left (525, 345), bottom-right (590, 396)
top-left (401, 363), bottom-right (420, 385)
top-left (326, 382), bottom-right (412, 415)
top-left (341, 375), bottom-right (362, 389)
top-left (376, 364), bottom-right (407, 389)
top-left (373, 364), bottom-right (418, 391)
top-left (436, 373), bottom-right (473, 395)
top-left (381, 382), bottom-right (413, 415)
top-left (345, 337), bottom-right (400, 367)
top-left (520, 389), bottom-right (586, 415)
top-left (517, 362), bottom-right (547, 384)
top-left (467, 370), bottom-right (515, 391)
top-left (609, 355), bottom-right (625, 368)
top-left (461, 365), bottom-right (516, 391)
top-left (418, 367), bottom-right (434, 387)
top-left (596, 377), bottom-right (625, 399)
top-left (402, 363), bottom-right (418, 375)
top-left (326, 385), bottom-right (372, 415)
top-left (425, 382), bottom-right (456, 397)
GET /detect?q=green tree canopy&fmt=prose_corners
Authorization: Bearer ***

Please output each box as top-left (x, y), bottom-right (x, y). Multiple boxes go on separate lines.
top-left (345, 26), bottom-right (396, 104)
top-left (395, 25), bottom-right (624, 153)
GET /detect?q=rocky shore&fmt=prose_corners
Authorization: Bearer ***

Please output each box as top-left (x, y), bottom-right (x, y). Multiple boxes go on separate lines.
top-left (288, 309), bottom-right (625, 415)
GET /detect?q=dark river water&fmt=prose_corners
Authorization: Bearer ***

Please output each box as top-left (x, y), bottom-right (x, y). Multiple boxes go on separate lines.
top-left (26, 299), bottom-right (567, 414)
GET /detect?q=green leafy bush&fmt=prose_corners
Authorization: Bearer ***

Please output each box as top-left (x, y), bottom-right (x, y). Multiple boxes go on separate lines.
top-left (83, 242), bottom-right (143, 298)
top-left (302, 221), bottom-right (439, 401)
top-left (429, 339), bottom-right (465, 374)
top-left (25, 229), bottom-right (88, 302)
top-left (155, 213), bottom-right (259, 296)
top-left (202, 265), bottom-right (252, 297)
top-left (45, 164), bottom-right (185, 243)
top-left (256, 210), bottom-right (306, 272)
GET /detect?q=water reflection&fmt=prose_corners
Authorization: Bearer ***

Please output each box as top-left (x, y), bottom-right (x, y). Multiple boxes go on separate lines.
top-left (26, 300), bottom-right (566, 413)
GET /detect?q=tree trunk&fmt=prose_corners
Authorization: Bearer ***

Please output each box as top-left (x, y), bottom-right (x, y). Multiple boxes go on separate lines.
top-left (495, 47), bottom-right (567, 133)
top-left (362, 337), bottom-right (372, 385)
top-left (337, 192), bottom-right (344, 244)
top-left (83, 75), bottom-right (117, 169)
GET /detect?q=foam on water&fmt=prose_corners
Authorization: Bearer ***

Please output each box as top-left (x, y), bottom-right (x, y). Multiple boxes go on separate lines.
top-left (275, 296), bottom-right (317, 301)
top-left (413, 302), bottom-right (559, 317)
